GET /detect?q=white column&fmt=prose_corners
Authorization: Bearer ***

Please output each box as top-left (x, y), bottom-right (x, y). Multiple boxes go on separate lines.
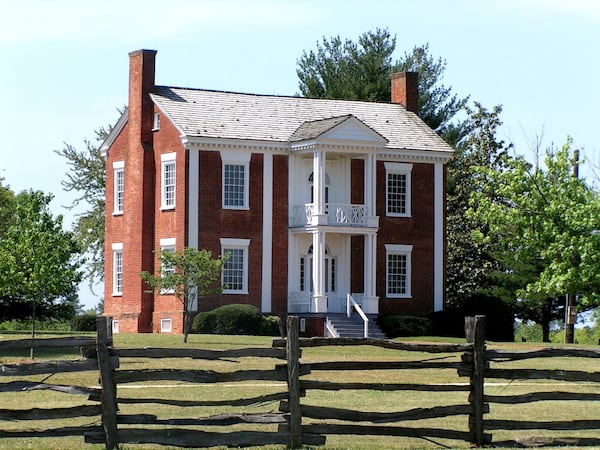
top-left (187, 149), bottom-right (199, 250)
top-left (434, 162), bottom-right (444, 312)
top-left (312, 230), bottom-right (327, 312)
top-left (363, 233), bottom-right (379, 314)
top-left (312, 150), bottom-right (328, 225)
top-left (187, 148), bottom-right (199, 312)
top-left (365, 152), bottom-right (379, 227)
top-left (261, 153), bottom-right (273, 313)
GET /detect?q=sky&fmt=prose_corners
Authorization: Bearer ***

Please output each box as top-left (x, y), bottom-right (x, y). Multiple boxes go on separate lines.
top-left (1, 0), bottom-right (599, 310)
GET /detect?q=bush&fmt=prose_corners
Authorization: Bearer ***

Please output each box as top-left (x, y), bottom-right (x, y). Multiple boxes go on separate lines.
top-left (192, 304), bottom-right (277, 335)
top-left (378, 315), bottom-right (432, 338)
top-left (429, 294), bottom-right (514, 341)
top-left (70, 314), bottom-right (97, 332)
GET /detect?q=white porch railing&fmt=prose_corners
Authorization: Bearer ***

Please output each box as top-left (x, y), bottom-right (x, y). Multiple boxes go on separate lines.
top-left (347, 293), bottom-right (369, 338)
top-left (290, 203), bottom-right (368, 227)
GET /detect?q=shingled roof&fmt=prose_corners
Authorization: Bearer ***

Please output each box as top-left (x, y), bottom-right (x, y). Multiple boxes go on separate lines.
top-left (149, 86), bottom-right (453, 154)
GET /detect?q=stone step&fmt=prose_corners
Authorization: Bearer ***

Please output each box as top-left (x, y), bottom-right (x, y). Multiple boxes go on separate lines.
top-left (326, 315), bottom-right (387, 339)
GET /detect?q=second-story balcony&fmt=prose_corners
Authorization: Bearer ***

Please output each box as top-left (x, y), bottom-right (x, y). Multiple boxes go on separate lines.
top-left (290, 203), bottom-right (378, 228)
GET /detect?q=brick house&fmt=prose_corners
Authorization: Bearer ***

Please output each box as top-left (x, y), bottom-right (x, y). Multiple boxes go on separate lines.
top-left (102, 49), bottom-right (453, 336)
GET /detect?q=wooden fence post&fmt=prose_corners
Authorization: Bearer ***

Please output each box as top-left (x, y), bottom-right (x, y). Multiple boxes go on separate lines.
top-left (286, 316), bottom-right (302, 448)
top-left (96, 316), bottom-right (118, 449)
top-left (466, 315), bottom-right (486, 446)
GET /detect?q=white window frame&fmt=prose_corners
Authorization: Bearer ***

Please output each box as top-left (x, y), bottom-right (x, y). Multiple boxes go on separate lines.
top-left (221, 151), bottom-right (251, 210)
top-left (159, 238), bottom-right (176, 294)
top-left (112, 320), bottom-right (120, 334)
top-left (385, 244), bottom-right (412, 298)
top-left (112, 243), bottom-right (124, 296)
top-left (385, 162), bottom-right (412, 217)
top-left (160, 318), bottom-right (172, 333)
top-left (152, 112), bottom-right (160, 131)
top-left (161, 152), bottom-right (176, 210)
top-left (113, 161), bottom-right (124, 215)
top-left (220, 238), bottom-right (250, 294)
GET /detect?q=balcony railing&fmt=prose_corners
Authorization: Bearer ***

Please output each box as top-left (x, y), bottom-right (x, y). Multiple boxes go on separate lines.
top-left (290, 203), bottom-right (369, 227)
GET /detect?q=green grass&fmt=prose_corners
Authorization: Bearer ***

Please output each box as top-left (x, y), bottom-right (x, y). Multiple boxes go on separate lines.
top-left (2, 333), bottom-right (600, 449)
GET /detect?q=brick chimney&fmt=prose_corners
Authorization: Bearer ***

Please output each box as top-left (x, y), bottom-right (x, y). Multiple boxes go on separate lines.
top-left (124, 49), bottom-right (157, 333)
top-left (128, 49), bottom-right (157, 145)
top-left (390, 72), bottom-right (418, 114)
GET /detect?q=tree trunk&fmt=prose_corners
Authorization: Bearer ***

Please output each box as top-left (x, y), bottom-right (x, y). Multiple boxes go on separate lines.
top-left (541, 299), bottom-right (552, 343)
top-left (30, 301), bottom-right (36, 360)
top-left (183, 297), bottom-right (189, 344)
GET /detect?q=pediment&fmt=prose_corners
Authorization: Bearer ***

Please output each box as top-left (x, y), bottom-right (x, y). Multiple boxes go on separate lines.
top-left (289, 115), bottom-right (388, 146)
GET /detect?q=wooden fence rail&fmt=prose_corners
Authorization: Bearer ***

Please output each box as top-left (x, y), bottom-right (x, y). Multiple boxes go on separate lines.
top-left (3, 315), bottom-right (600, 448)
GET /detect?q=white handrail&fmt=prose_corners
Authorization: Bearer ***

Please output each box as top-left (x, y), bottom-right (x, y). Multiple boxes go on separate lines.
top-left (347, 293), bottom-right (369, 338)
top-left (325, 318), bottom-right (339, 337)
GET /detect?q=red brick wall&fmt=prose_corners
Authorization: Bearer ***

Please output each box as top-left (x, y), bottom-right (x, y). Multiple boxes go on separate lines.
top-left (195, 151), bottom-right (264, 312)
top-left (271, 155), bottom-right (289, 314)
top-left (376, 161), bottom-right (435, 316)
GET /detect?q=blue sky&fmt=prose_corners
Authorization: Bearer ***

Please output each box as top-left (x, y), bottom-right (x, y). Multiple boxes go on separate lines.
top-left (1, 0), bottom-right (599, 309)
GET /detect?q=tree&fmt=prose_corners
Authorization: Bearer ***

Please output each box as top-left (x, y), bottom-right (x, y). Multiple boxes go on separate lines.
top-left (297, 30), bottom-right (467, 145)
top-left (140, 247), bottom-right (226, 343)
top-left (55, 124), bottom-right (112, 287)
top-left (0, 190), bottom-right (83, 356)
top-left (0, 178), bottom-right (15, 239)
top-left (445, 103), bottom-right (512, 308)
top-left (468, 138), bottom-right (600, 340)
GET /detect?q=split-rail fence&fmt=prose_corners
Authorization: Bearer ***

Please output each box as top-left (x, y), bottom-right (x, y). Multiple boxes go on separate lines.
top-left (1, 315), bottom-right (600, 448)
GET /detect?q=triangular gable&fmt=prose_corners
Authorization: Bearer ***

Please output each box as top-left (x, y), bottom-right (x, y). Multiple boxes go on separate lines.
top-left (100, 108), bottom-right (128, 156)
top-left (289, 114), bottom-right (388, 146)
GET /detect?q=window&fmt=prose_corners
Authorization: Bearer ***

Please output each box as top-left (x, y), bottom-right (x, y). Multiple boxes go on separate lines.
top-left (161, 153), bottom-right (176, 210)
top-left (221, 238), bottom-right (250, 294)
top-left (385, 244), bottom-right (412, 298)
top-left (385, 162), bottom-right (412, 217)
top-left (112, 243), bottom-right (123, 296)
top-left (159, 238), bottom-right (176, 294)
top-left (113, 161), bottom-right (124, 215)
top-left (221, 151), bottom-right (250, 209)
top-left (112, 320), bottom-right (120, 334)
top-left (160, 318), bottom-right (172, 333)
top-left (223, 164), bottom-right (247, 208)
top-left (152, 112), bottom-right (160, 131)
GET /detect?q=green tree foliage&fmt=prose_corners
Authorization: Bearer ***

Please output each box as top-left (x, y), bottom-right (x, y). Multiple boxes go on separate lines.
top-left (140, 247), bottom-right (226, 343)
top-left (445, 103), bottom-right (512, 308)
top-left (0, 178), bottom-right (15, 238)
top-left (0, 190), bottom-right (83, 354)
top-left (297, 29), bottom-right (467, 145)
top-left (468, 138), bottom-right (600, 338)
top-left (55, 125), bottom-right (111, 286)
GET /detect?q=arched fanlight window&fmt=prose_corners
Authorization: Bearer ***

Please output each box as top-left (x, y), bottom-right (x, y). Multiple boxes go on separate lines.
top-left (308, 172), bottom-right (330, 203)
top-left (300, 244), bottom-right (336, 293)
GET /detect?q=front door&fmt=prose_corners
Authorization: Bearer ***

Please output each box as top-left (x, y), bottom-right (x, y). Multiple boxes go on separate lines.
top-left (300, 245), bottom-right (343, 312)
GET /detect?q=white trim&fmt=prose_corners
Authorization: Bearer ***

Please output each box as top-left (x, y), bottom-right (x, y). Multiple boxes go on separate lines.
top-left (261, 153), bottom-right (273, 313)
top-left (112, 161), bottom-right (125, 215)
top-left (152, 112), bottom-right (160, 131)
top-left (385, 162), bottom-right (412, 217)
top-left (385, 244), bottom-right (412, 298)
top-left (160, 318), bottom-right (172, 333)
top-left (434, 162), bottom-right (444, 312)
top-left (112, 320), bottom-right (120, 334)
top-left (112, 243), bottom-right (124, 297)
top-left (187, 149), bottom-right (199, 249)
top-left (160, 237), bottom-right (176, 247)
top-left (160, 152), bottom-right (177, 210)
top-left (220, 238), bottom-right (251, 294)
top-left (221, 153), bottom-right (250, 209)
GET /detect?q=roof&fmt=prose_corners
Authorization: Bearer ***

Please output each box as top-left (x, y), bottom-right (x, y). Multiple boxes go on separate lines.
top-left (149, 86), bottom-right (453, 154)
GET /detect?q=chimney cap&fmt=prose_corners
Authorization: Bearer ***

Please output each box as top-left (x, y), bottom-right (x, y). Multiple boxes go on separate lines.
top-left (129, 49), bottom-right (158, 57)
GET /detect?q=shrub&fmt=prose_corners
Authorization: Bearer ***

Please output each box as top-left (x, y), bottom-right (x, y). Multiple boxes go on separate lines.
top-left (378, 315), bottom-right (432, 338)
top-left (70, 314), bottom-right (97, 332)
top-left (192, 304), bottom-right (274, 335)
top-left (429, 294), bottom-right (514, 341)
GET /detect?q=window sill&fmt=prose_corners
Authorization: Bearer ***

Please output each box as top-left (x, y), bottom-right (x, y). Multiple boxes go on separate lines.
top-left (160, 206), bottom-right (176, 212)
top-left (112, 211), bottom-right (123, 216)
top-left (222, 206), bottom-right (250, 211)
top-left (223, 290), bottom-right (249, 295)
top-left (112, 292), bottom-right (123, 297)
top-left (386, 213), bottom-right (412, 218)
top-left (386, 294), bottom-right (412, 299)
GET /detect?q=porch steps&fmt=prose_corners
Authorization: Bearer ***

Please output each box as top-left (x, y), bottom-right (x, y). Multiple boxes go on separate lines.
top-left (326, 314), bottom-right (387, 339)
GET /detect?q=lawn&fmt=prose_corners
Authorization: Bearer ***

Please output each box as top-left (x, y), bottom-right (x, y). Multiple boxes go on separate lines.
top-left (1, 332), bottom-right (600, 449)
